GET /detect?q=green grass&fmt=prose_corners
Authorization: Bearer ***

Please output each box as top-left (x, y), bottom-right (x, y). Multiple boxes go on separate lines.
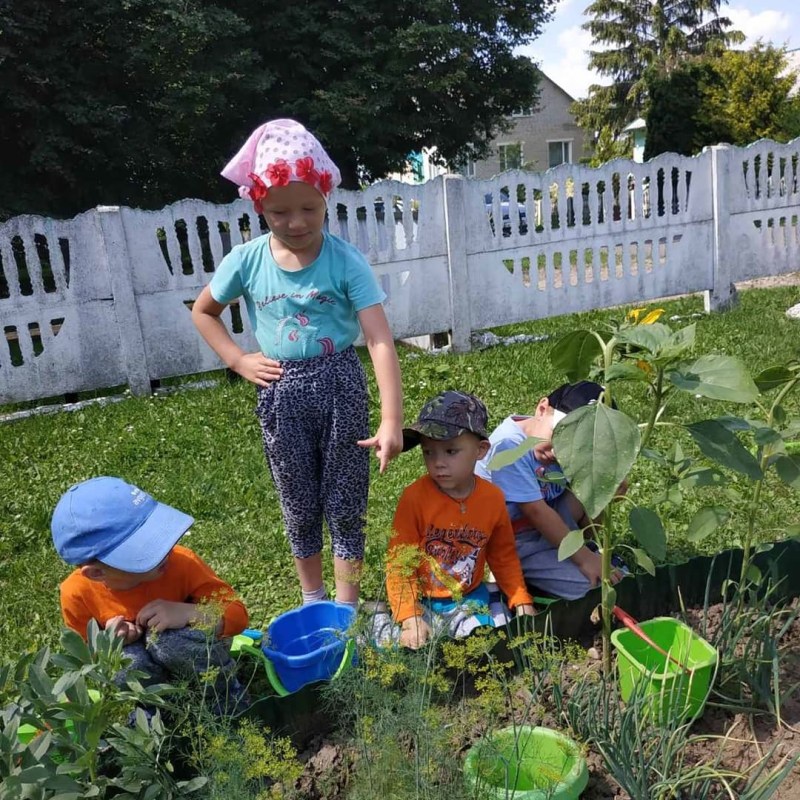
top-left (2, 286), bottom-right (800, 664)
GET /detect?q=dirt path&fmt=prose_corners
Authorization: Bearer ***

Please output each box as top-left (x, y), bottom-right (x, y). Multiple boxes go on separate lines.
top-left (737, 271), bottom-right (800, 290)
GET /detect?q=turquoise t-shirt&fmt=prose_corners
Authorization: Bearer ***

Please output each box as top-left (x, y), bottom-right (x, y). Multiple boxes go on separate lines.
top-left (209, 232), bottom-right (385, 360)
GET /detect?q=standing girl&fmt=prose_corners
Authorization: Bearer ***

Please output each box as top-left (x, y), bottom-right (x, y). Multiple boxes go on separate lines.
top-left (192, 119), bottom-right (403, 609)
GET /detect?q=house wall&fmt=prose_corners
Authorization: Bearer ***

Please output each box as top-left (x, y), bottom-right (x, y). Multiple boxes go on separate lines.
top-left (2, 138), bottom-right (799, 404)
top-left (472, 75), bottom-right (591, 178)
top-left (785, 48), bottom-right (800, 95)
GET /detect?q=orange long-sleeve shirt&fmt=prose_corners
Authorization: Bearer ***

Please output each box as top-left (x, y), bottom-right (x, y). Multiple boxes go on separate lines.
top-left (60, 545), bottom-right (249, 639)
top-left (387, 475), bottom-right (533, 623)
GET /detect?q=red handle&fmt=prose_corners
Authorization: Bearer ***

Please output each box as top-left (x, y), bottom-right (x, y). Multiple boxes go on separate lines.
top-left (613, 606), bottom-right (689, 672)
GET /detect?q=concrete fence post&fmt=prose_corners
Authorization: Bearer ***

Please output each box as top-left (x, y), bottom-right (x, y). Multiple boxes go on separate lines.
top-left (705, 145), bottom-right (738, 312)
top-left (442, 175), bottom-right (473, 352)
top-left (95, 206), bottom-right (152, 396)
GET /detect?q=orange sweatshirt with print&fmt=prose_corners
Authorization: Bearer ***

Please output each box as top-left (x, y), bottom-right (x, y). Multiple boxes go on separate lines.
top-left (60, 545), bottom-right (249, 640)
top-left (387, 475), bottom-right (533, 623)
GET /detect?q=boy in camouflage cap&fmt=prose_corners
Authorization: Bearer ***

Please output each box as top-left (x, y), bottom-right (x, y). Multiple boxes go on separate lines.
top-left (379, 391), bottom-right (535, 649)
top-left (401, 389), bottom-right (491, 450)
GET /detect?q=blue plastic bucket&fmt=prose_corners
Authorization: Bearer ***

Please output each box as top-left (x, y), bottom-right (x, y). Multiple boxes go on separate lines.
top-left (262, 602), bottom-right (356, 693)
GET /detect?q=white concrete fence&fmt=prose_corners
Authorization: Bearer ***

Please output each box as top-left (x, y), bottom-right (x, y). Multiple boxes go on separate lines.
top-left (1, 139), bottom-right (799, 404)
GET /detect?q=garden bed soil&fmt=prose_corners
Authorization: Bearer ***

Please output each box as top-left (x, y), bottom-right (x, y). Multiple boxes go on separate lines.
top-left (285, 600), bottom-right (800, 800)
top-left (678, 602), bottom-right (800, 800)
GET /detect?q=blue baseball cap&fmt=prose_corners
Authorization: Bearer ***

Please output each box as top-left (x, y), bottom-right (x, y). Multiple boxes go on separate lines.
top-left (51, 477), bottom-right (194, 573)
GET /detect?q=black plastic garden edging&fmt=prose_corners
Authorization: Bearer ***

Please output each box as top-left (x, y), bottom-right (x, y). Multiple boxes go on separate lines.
top-left (237, 539), bottom-right (800, 743)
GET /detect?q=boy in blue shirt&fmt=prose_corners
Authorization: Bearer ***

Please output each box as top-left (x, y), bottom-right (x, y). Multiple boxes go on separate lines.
top-left (476, 381), bottom-right (625, 600)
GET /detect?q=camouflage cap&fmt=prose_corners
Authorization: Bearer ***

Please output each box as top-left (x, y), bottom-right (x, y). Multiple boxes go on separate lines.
top-left (402, 390), bottom-right (490, 452)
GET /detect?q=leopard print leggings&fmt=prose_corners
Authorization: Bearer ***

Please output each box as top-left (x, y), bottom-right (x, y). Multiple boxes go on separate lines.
top-left (255, 346), bottom-right (370, 560)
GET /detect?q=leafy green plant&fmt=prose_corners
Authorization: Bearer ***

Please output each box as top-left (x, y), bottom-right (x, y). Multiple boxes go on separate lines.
top-left (326, 631), bottom-right (473, 800)
top-left (725, 362), bottom-right (800, 583)
top-left (188, 716), bottom-right (302, 800)
top-left (325, 620), bottom-right (580, 800)
top-left (538, 310), bottom-right (800, 673)
top-left (0, 621), bottom-right (205, 799)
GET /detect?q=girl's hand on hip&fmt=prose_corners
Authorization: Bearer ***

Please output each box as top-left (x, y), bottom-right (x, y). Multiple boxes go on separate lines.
top-left (232, 352), bottom-right (283, 387)
top-left (358, 420), bottom-right (403, 473)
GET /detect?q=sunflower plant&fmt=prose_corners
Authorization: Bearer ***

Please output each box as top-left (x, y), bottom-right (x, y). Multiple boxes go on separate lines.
top-left (543, 308), bottom-right (776, 673)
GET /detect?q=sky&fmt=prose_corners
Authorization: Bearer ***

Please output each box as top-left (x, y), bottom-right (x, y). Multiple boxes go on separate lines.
top-left (517, 0), bottom-right (800, 100)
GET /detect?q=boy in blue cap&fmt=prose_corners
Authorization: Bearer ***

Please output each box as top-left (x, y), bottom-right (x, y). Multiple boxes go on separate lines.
top-left (52, 476), bottom-right (249, 710)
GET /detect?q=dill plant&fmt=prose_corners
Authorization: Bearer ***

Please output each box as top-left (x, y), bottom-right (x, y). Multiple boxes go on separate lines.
top-left (188, 717), bottom-right (302, 799)
top-left (326, 608), bottom-right (584, 800)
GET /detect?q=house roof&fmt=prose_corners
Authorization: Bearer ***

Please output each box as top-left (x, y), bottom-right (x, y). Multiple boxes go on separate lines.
top-left (623, 117), bottom-right (647, 132)
top-left (537, 70), bottom-right (576, 104)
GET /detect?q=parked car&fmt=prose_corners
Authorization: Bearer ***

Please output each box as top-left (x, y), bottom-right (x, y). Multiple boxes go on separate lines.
top-left (484, 191), bottom-right (528, 235)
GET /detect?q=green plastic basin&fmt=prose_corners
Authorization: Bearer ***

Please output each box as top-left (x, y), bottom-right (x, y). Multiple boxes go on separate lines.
top-left (611, 616), bottom-right (717, 722)
top-left (464, 725), bottom-right (588, 800)
top-left (17, 689), bottom-right (101, 745)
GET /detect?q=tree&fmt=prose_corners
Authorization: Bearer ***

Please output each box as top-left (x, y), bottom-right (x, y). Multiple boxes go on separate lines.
top-left (588, 126), bottom-right (632, 166)
top-left (0, 0), bottom-right (267, 219)
top-left (234, 0), bottom-right (556, 188)
top-left (702, 44), bottom-right (800, 145)
top-left (644, 61), bottom-right (730, 159)
top-left (0, 0), bottom-right (556, 218)
top-left (574, 0), bottom-right (740, 137)
top-left (644, 45), bottom-right (800, 160)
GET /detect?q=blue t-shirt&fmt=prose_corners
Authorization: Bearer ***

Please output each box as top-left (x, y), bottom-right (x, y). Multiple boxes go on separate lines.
top-left (475, 416), bottom-right (566, 527)
top-left (209, 232), bottom-right (385, 360)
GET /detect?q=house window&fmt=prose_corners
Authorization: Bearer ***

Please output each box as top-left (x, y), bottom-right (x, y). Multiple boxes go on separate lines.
top-left (548, 140), bottom-right (572, 168)
top-left (459, 157), bottom-right (476, 178)
top-left (512, 107), bottom-right (534, 117)
top-left (498, 142), bottom-right (523, 172)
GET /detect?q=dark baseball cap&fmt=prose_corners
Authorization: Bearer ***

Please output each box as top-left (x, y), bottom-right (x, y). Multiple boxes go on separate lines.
top-left (547, 381), bottom-right (615, 424)
top-left (403, 390), bottom-right (490, 451)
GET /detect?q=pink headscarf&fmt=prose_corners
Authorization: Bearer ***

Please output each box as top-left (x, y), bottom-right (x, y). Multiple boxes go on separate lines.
top-left (221, 119), bottom-right (342, 201)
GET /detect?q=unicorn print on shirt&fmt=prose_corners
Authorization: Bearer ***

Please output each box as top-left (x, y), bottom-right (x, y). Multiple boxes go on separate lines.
top-left (274, 311), bottom-right (336, 356)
